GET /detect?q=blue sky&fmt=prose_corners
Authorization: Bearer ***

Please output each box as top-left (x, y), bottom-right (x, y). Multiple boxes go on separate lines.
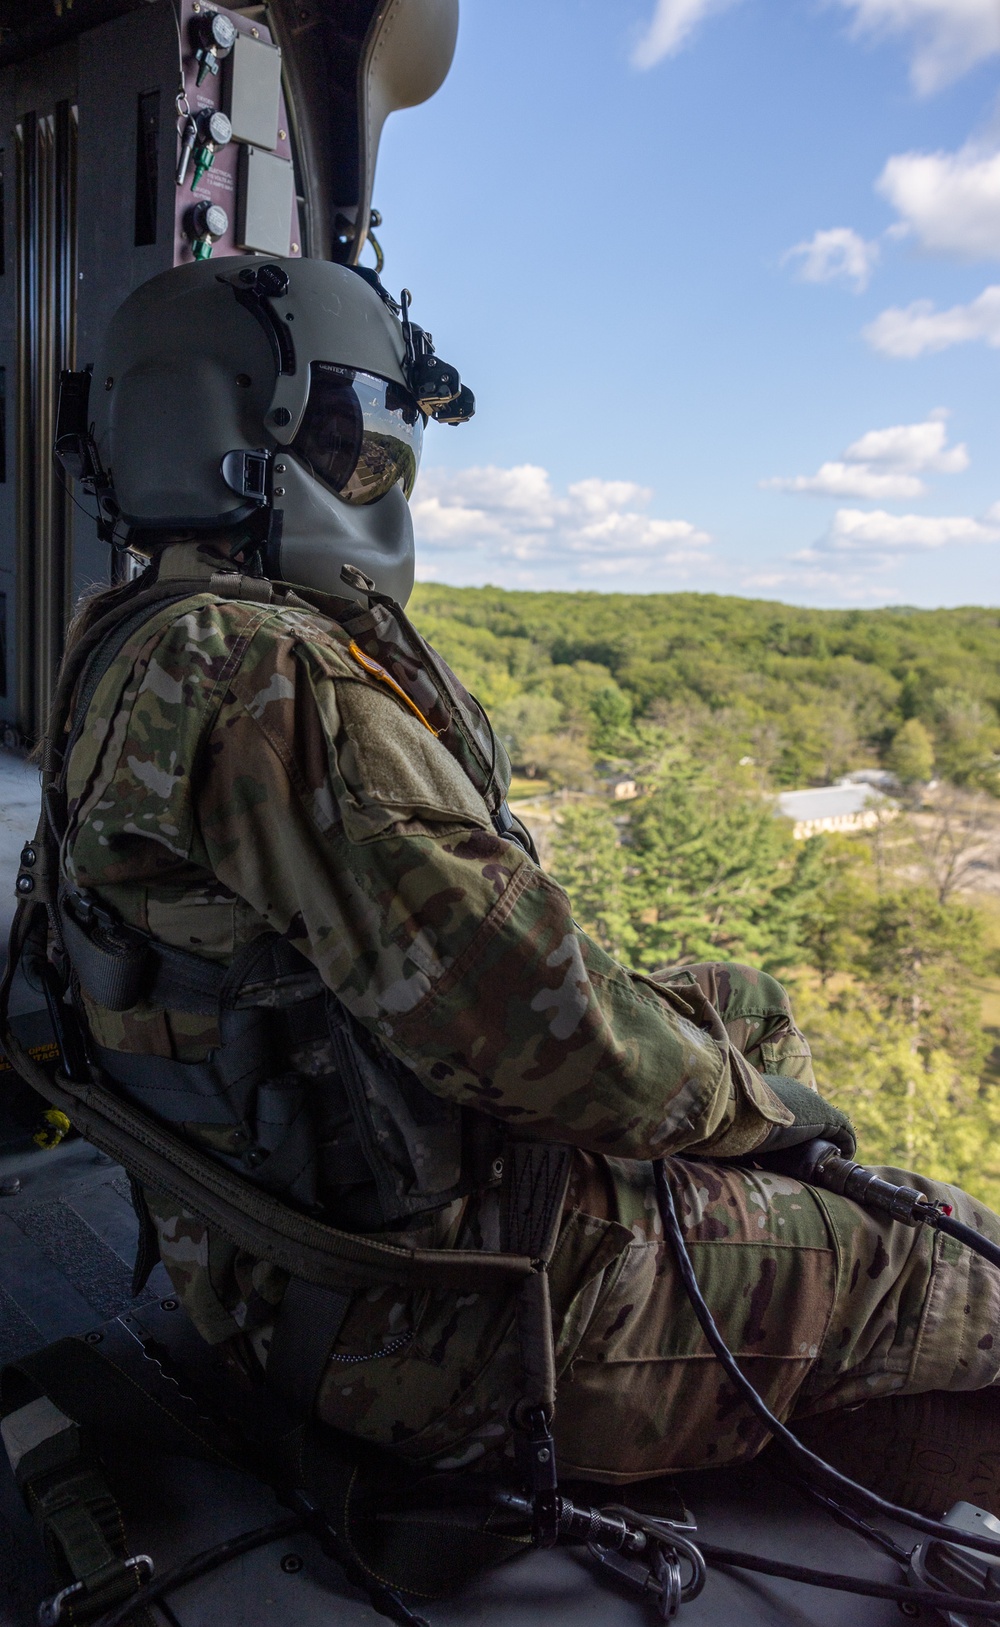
top-left (373, 0), bottom-right (1000, 607)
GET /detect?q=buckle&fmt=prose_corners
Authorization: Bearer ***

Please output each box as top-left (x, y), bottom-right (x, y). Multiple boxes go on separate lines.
top-left (37, 1555), bottom-right (153, 1625)
top-left (220, 448), bottom-right (271, 506)
top-left (62, 888), bottom-right (117, 935)
top-left (62, 888), bottom-right (95, 928)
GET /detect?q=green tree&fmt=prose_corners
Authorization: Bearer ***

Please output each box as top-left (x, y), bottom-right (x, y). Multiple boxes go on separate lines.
top-left (793, 881), bottom-right (997, 1200)
top-left (862, 887), bottom-right (987, 1070)
top-left (794, 980), bottom-right (1000, 1202)
top-left (931, 689), bottom-right (1000, 793)
top-left (546, 803), bottom-right (634, 959)
top-left (589, 684), bottom-right (634, 754)
top-left (551, 754), bottom-right (826, 974)
top-left (491, 693), bottom-right (562, 776)
top-left (886, 718), bottom-right (934, 785)
top-left (795, 834), bottom-right (876, 985)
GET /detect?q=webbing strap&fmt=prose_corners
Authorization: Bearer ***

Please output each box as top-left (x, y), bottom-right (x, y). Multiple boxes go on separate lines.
top-left (60, 904), bottom-right (153, 1012)
top-left (92, 1021), bottom-right (261, 1125)
top-left (501, 1144), bottom-right (572, 1263)
top-left (60, 895), bottom-right (231, 1015)
top-left (36, 1470), bottom-right (115, 1566)
top-left (500, 1146), bottom-right (571, 1427)
top-left (265, 1278), bottom-right (353, 1418)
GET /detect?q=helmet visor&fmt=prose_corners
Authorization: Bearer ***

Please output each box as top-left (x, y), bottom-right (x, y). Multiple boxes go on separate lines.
top-left (289, 364), bottom-right (423, 507)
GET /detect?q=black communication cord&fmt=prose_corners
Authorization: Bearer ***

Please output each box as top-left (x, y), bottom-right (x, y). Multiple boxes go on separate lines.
top-left (933, 1208), bottom-right (1000, 1270)
top-left (786, 1474), bottom-right (912, 1565)
top-left (92, 1516), bottom-right (305, 1627)
top-left (696, 1542), bottom-right (1000, 1616)
top-left (653, 1156), bottom-right (1000, 1566)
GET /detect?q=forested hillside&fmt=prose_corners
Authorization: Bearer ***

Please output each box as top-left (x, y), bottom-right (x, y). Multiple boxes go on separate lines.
top-left (411, 585), bottom-right (1000, 791)
top-left (410, 584), bottom-right (1000, 1204)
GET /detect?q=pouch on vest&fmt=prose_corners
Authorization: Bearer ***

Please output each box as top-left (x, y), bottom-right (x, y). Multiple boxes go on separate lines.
top-left (326, 998), bottom-right (502, 1228)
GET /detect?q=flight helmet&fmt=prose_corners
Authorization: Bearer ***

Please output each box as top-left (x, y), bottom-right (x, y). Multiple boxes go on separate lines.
top-left (58, 255), bottom-right (473, 606)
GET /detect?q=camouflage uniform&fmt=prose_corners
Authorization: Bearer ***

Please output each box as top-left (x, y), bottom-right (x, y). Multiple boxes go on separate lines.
top-left (62, 543), bottom-right (1000, 1481)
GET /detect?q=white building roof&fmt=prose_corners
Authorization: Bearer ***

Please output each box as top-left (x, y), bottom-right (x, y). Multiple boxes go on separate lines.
top-left (775, 784), bottom-right (882, 823)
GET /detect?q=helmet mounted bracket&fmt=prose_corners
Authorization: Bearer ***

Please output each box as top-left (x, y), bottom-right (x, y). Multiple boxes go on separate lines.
top-left (399, 287), bottom-right (474, 423)
top-left (220, 448), bottom-right (272, 507)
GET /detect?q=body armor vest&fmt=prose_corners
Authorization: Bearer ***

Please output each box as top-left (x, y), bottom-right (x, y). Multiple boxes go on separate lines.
top-left (54, 566), bottom-right (535, 1235)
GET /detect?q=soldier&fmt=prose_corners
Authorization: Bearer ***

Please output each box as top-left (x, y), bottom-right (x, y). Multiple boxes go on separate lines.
top-left (29, 255), bottom-right (1000, 1519)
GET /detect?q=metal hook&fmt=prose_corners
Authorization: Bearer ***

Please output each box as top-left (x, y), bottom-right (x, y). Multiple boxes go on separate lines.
top-left (367, 209), bottom-right (385, 275)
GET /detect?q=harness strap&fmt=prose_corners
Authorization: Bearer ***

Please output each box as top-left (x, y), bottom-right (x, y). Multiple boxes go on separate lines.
top-left (59, 887), bottom-right (327, 1019)
top-left (92, 1023), bottom-right (263, 1125)
top-left (1, 1362), bottom-right (166, 1625)
top-left (499, 1145), bottom-right (572, 1430)
top-left (265, 1279), bottom-right (354, 1418)
top-left (29, 1467), bottom-right (153, 1626)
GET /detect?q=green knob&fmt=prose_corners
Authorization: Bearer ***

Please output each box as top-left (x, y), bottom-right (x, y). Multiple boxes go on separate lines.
top-left (190, 111), bottom-right (231, 192)
top-left (190, 200), bottom-right (229, 260)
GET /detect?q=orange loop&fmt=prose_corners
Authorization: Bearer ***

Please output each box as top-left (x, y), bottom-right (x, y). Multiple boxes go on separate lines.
top-left (348, 641), bottom-right (441, 736)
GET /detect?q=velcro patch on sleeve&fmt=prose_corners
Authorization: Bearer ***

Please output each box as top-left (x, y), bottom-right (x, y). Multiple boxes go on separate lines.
top-left (334, 678), bottom-right (493, 842)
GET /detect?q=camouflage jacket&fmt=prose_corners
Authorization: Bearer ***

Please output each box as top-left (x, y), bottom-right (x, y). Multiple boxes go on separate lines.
top-left (61, 542), bottom-right (791, 1402)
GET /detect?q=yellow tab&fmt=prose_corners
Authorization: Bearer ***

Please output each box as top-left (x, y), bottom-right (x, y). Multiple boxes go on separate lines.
top-left (33, 1108), bottom-right (71, 1149)
top-left (348, 641), bottom-right (441, 737)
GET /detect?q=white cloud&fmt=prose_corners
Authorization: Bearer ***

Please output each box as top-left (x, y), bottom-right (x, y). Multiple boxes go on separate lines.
top-left (763, 414), bottom-right (968, 500)
top-left (411, 464), bottom-right (712, 588)
top-left (631, 0), bottom-right (1000, 86)
top-left (865, 285), bottom-right (1000, 355)
top-left (784, 227), bottom-right (880, 291)
top-left (631, 0), bottom-right (741, 67)
top-left (766, 462), bottom-right (926, 500)
top-left (835, 0), bottom-right (1000, 94)
top-left (878, 144), bottom-right (1000, 259)
top-left (843, 415), bottom-right (968, 471)
top-left (811, 505), bottom-right (1000, 555)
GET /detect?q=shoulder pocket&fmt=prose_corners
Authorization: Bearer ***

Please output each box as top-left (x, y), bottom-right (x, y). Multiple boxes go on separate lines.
top-left (334, 679), bottom-right (493, 843)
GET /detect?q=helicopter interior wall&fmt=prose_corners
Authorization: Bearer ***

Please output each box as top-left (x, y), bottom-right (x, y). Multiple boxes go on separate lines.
top-left (0, 1), bottom-right (180, 748)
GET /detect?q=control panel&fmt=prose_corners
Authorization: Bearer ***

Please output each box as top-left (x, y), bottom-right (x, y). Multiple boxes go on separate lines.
top-left (173, 0), bottom-right (302, 265)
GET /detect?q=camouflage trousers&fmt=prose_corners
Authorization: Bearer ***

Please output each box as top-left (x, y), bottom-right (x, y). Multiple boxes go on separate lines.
top-left (314, 962), bottom-right (1000, 1482)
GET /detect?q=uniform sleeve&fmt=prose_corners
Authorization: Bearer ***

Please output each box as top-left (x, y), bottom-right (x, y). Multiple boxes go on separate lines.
top-left (194, 627), bottom-right (790, 1162)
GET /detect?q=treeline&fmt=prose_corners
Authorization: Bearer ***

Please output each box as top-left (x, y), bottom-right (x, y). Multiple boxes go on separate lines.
top-left (411, 585), bottom-right (1000, 791)
top-left (412, 584), bottom-right (1000, 1204)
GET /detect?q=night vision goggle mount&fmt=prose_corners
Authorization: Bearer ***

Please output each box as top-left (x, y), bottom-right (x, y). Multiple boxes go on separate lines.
top-left (349, 266), bottom-right (475, 424)
top-left (398, 284), bottom-right (475, 424)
